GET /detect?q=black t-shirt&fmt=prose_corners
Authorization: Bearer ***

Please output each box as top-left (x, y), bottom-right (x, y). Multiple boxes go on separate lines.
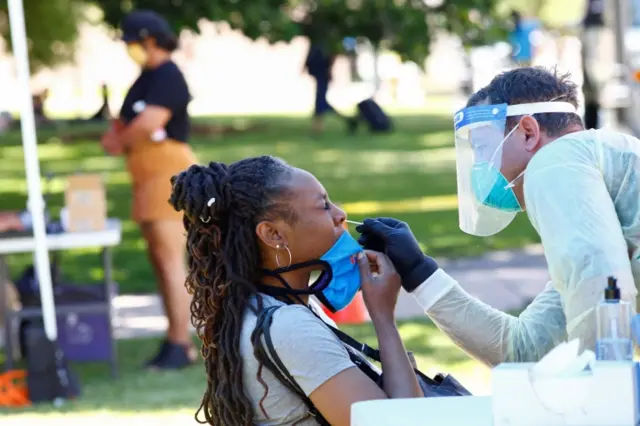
top-left (120, 60), bottom-right (191, 143)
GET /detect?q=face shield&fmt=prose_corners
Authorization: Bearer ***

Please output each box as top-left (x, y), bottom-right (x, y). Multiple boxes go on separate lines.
top-left (453, 101), bottom-right (577, 237)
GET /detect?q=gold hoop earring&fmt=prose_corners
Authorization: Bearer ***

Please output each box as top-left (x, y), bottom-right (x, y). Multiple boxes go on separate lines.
top-left (275, 244), bottom-right (292, 269)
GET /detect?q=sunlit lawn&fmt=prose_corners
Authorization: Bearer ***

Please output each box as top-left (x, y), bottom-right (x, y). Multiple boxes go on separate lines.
top-left (0, 112), bottom-right (539, 294)
top-left (0, 110), bottom-right (536, 420)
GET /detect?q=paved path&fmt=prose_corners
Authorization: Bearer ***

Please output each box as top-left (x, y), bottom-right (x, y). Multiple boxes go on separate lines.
top-left (113, 246), bottom-right (549, 340)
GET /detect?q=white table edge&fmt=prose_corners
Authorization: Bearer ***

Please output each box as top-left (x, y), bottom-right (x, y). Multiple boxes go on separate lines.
top-left (0, 219), bottom-right (122, 254)
top-left (350, 396), bottom-right (493, 426)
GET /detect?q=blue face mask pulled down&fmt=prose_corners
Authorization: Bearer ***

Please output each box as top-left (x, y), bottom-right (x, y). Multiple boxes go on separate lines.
top-left (259, 231), bottom-right (364, 313)
top-left (315, 231), bottom-right (363, 312)
top-left (471, 162), bottom-right (522, 212)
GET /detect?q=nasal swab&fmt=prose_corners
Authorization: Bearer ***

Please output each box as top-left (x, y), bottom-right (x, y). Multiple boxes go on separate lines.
top-left (345, 220), bottom-right (363, 226)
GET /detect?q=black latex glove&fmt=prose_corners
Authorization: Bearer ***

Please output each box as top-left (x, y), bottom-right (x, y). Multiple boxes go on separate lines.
top-left (356, 217), bottom-right (438, 292)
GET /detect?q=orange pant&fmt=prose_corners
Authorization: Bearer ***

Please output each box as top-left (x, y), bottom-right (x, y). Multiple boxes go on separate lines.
top-left (125, 139), bottom-right (197, 223)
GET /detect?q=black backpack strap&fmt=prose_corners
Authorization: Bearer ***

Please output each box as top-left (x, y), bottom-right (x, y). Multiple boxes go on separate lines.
top-left (253, 306), bottom-right (331, 426)
top-left (326, 324), bottom-right (381, 360)
top-left (325, 323), bottom-right (441, 387)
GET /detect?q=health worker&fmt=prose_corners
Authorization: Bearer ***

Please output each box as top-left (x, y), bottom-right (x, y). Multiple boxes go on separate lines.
top-left (357, 67), bottom-right (640, 365)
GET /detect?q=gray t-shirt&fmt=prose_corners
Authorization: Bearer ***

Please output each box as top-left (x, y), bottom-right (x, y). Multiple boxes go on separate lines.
top-left (240, 295), bottom-right (356, 425)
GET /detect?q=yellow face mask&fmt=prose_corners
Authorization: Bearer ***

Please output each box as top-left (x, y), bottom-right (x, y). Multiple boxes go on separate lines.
top-left (126, 44), bottom-right (148, 66)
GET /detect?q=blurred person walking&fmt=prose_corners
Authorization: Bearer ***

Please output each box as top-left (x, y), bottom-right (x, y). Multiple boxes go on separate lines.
top-left (101, 9), bottom-right (197, 369)
top-left (303, 42), bottom-right (341, 134)
top-left (581, 0), bottom-right (606, 129)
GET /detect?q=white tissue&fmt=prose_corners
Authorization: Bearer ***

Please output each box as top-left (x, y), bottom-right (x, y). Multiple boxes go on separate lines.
top-left (529, 340), bottom-right (595, 415)
top-left (532, 339), bottom-right (595, 378)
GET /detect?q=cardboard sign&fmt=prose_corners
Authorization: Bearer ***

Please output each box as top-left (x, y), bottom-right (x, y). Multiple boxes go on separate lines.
top-left (64, 174), bottom-right (106, 232)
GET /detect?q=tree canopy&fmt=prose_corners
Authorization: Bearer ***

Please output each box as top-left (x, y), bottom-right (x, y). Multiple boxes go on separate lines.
top-left (2, 0), bottom-right (587, 70)
top-left (95, 0), bottom-right (508, 63)
top-left (0, 0), bottom-right (82, 71)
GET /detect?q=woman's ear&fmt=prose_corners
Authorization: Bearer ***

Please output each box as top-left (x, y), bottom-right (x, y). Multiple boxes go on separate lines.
top-left (256, 221), bottom-right (287, 249)
top-left (520, 115), bottom-right (542, 153)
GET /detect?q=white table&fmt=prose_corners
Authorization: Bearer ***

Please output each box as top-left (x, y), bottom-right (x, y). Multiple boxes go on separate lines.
top-left (0, 219), bottom-right (122, 376)
top-left (351, 396), bottom-right (493, 426)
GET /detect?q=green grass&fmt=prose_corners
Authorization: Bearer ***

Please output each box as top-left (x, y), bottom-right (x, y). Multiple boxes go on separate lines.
top-left (1, 318), bottom-right (496, 421)
top-left (0, 112), bottom-right (536, 419)
top-left (0, 112), bottom-right (539, 294)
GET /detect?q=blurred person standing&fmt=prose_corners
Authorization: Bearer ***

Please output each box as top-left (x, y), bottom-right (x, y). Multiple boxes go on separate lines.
top-left (581, 0), bottom-right (607, 129)
top-left (101, 9), bottom-right (197, 369)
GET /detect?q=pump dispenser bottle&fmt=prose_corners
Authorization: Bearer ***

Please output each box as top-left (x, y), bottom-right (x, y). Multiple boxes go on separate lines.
top-left (595, 276), bottom-right (633, 361)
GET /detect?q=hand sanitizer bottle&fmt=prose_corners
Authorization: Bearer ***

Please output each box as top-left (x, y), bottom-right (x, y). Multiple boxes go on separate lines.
top-left (596, 276), bottom-right (633, 361)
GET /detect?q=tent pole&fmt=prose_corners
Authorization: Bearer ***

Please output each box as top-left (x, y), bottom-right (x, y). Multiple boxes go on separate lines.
top-left (7, 0), bottom-right (58, 341)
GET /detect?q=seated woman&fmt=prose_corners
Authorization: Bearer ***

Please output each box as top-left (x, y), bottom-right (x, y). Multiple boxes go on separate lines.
top-left (169, 155), bottom-right (422, 426)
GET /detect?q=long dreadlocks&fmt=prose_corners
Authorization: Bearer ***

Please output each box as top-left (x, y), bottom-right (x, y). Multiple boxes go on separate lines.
top-left (169, 156), bottom-right (294, 425)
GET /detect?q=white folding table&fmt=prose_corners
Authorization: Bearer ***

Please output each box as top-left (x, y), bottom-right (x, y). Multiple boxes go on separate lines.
top-left (0, 219), bottom-right (122, 376)
top-left (351, 396), bottom-right (493, 426)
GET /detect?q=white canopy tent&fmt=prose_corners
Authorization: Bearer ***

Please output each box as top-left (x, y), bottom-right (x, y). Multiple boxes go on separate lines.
top-left (7, 0), bottom-right (58, 342)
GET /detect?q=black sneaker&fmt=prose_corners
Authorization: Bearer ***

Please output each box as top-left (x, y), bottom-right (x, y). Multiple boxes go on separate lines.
top-left (145, 340), bottom-right (195, 370)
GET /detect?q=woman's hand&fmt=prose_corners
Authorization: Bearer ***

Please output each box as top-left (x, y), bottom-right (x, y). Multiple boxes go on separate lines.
top-left (356, 249), bottom-right (424, 400)
top-left (357, 217), bottom-right (439, 293)
top-left (357, 250), bottom-right (401, 324)
top-left (101, 123), bottom-right (124, 156)
top-left (111, 119), bottom-right (125, 133)
top-left (100, 119), bottom-right (126, 155)
top-left (101, 132), bottom-right (123, 155)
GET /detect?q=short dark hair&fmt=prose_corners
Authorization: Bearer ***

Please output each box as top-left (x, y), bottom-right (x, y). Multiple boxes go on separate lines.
top-left (467, 67), bottom-right (584, 136)
top-left (154, 33), bottom-right (179, 52)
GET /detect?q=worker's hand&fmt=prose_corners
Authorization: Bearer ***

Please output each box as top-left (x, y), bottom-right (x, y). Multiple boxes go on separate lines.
top-left (357, 250), bottom-right (401, 324)
top-left (356, 218), bottom-right (438, 292)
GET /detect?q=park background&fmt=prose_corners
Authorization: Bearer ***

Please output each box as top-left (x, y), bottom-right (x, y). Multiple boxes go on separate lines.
top-left (0, 0), bottom-right (595, 423)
